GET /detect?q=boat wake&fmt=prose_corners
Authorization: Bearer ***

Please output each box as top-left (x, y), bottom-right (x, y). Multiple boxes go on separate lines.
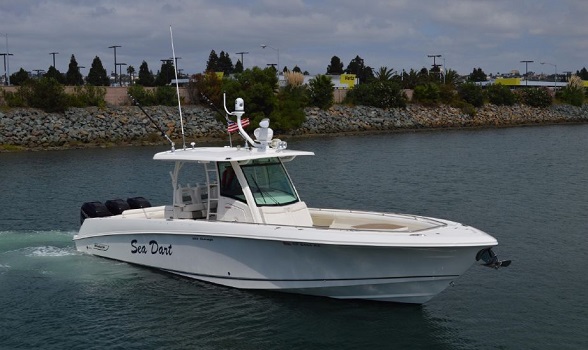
top-left (25, 245), bottom-right (78, 257)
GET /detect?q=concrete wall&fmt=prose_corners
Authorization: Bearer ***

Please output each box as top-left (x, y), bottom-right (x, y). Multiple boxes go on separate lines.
top-left (0, 86), bottom-right (192, 106)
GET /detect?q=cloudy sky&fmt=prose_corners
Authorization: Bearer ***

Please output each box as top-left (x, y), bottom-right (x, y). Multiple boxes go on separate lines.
top-left (1, 0), bottom-right (588, 78)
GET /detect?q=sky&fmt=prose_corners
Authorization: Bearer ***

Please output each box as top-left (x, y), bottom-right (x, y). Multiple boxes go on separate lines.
top-left (1, 0), bottom-right (588, 78)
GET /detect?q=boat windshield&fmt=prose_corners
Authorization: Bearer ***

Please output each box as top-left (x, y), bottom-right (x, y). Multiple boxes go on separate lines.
top-left (219, 159), bottom-right (299, 206)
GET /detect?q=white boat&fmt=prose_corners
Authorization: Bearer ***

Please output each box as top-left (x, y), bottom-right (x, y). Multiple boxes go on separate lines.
top-left (74, 97), bottom-right (507, 304)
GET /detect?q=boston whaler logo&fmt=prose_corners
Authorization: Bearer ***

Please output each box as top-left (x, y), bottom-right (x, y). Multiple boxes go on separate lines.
top-left (131, 239), bottom-right (172, 256)
top-left (93, 243), bottom-right (109, 251)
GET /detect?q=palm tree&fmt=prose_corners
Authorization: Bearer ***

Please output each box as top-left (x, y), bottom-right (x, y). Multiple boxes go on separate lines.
top-left (374, 66), bottom-right (395, 81)
top-left (127, 65), bottom-right (136, 85)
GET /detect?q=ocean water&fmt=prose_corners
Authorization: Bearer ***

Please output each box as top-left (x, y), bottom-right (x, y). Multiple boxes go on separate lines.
top-left (1, 125), bottom-right (588, 349)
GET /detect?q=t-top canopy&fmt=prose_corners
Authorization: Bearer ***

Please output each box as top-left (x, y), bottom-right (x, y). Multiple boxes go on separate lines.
top-left (153, 146), bottom-right (314, 162)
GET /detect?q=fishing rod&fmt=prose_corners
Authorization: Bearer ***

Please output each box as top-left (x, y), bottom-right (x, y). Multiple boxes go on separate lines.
top-left (201, 92), bottom-right (237, 147)
top-left (169, 26), bottom-right (186, 150)
top-left (128, 93), bottom-right (175, 150)
top-left (200, 93), bottom-right (226, 119)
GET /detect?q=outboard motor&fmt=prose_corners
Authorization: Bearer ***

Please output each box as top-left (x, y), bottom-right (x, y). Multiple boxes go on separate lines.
top-left (80, 201), bottom-right (112, 224)
top-left (127, 196), bottom-right (151, 209)
top-left (105, 199), bottom-right (131, 215)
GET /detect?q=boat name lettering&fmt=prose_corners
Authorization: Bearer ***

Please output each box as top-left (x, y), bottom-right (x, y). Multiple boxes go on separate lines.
top-left (192, 236), bottom-right (214, 242)
top-left (130, 239), bottom-right (173, 256)
top-left (282, 241), bottom-right (321, 247)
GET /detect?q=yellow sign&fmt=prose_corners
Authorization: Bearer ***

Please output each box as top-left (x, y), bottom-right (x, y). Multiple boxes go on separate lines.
top-left (494, 78), bottom-right (520, 86)
top-left (215, 72), bottom-right (224, 79)
top-left (583, 80), bottom-right (588, 87)
top-left (340, 74), bottom-right (356, 89)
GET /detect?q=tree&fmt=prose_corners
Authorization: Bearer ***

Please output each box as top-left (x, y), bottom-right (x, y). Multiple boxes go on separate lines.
top-left (222, 67), bottom-right (278, 122)
top-left (44, 66), bottom-right (65, 84)
top-left (487, 83), bottom-right (515, 106)
top-left (345, 55), bottom-right (373, 83)
top-left (86, 56), bottom-right (110, 86)
top-left (292, 65), bottom-right (302, 73)
top-left (401, 69), bottom-right (419, 89)
top-left (65, 54), bottom-right (84, 86)
top-left (205, 50), bottom-right (219, 72)
top-left (127, 65), bottom-right (135, 85)
top-left (443, 68), bottom-right (460, 86)
top-left (307, 74), bottom-right (334, 109)
top-left (374, 66), bottom-right (395, 81)
top-left (155, 60), bottom-right (175, 86)
top-left (10, 68), bottom-right (30, 86)
top-left (217, 51), bottom-right (234, 75)
top-left (234, 60), bottom-right (243, 73)
top-left (458, 82), bottom-right (485, 107)
top-left (326, 56), bottom-right (344, 74)
top-left (136, 61), bottom-right (155, 86)
top-left (469, 67), bottom-right (488, 82)
top-left (576, 67), bottom-right (588, 80)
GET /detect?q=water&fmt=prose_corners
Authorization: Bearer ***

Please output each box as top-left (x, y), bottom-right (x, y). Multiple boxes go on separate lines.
top-left (1, 125), bottom-right (588, 349)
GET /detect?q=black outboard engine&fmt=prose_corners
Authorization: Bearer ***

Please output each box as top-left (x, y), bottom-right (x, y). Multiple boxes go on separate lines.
top-left (80, 201), bottom-right (112, 224)
top-left (126, 196), bottom-right (152, 209)
top-left (105, 198), bottom-right (131, 215)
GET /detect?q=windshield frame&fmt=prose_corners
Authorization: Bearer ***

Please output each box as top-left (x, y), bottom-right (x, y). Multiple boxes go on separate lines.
top-left (240, 158), bottom-right (300, 207)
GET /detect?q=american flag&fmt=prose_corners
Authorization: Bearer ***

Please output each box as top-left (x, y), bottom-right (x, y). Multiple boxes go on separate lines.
top-left (227, 118), bottom-right (250, 133)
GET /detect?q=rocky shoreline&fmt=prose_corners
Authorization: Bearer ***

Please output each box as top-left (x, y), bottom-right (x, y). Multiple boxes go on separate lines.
top-left (1, 104), bottom-right (587, 151)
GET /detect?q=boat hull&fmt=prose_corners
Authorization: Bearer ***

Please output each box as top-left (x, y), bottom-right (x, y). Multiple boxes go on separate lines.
top-left (74, 218), bottom-right (491, 304)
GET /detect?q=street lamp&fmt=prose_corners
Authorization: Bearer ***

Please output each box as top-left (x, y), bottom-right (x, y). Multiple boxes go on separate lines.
top-left (49, 52), bottom-right (59, 68)
top-left (540, 62), bottom-right (557, 89)
top-left (108, 45), bottom-right (121, 86)
top-left (427, 54), bottom-right (442, 81)
top-left (0, 33), bottom-right (11, 85)
top-left (235, 51), bottom-right (249, 68)
top-left (261, 44), bottom-right (279, 74)
top-left (520, 60), bottom-right (533, 86)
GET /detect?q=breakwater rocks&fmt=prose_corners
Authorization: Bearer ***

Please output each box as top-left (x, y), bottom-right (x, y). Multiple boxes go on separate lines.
top-left (1, 104), bottom-right (588, 150)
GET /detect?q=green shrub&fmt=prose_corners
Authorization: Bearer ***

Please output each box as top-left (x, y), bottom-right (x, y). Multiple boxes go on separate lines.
top-left (520, 88), bottom-right (552, 108)
top-left (558, 87), bottom-right (584, 106)
top-left (557, 76), bottom-right (584, 106)
top-left (189, 71), bottom-right (223, 108)
top-left (345, 81), bottom-right (407, 108)
top-left (487, 84), bottom-right (515, 106)
top-left (270, 85), bottom-right (307, 131)
top-left (412, 83), bottom-right (440, 106)
top-left (1, 89), bottom-right (28, 107)
top-left (222, 67), bottom-right (279, 123)
top-left (307, 74), bottom-right (334, 109)
top-left (439, 84), bottom-right (458, 105)
top-left (68, 85), bottom-right (107, 108)
top-left (127, 84), bottom-right (156, 106)
top-left (457, 82), bottom-right (484, 107)
top-left (155, 85), bottom-right (178, 106)
top-left (20, 78), bottom-right (69, 113)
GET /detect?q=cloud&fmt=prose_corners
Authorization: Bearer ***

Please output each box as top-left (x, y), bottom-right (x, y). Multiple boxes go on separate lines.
top-left (2, 0), bottom-right (588, 77)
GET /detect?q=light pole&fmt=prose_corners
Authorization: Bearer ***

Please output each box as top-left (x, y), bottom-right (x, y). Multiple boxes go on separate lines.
top-left (235, 51), bottom-right (249, 68)
top-left (0, 53), bottom-right (13, 85)
top-left (540, 62), bottom-right (557, 89)
top-left (49, 52), bottom-right (59, 68)
top-left (33, 69), bottom-right (45, 78)
top-left (0, 33), bottom-right (10, 85)
top-left (170, 56), bottom-right (181, 76)
top-left (108, 45), bottom-right (121, 86)
top-left (261, 44), bottom-right (279, 74)
top-left (520, 60), bottom-right (533, 86)
top-left (427, 54), bottom-right (442, 81)
top-left (116, 63), bottom-right (127, 86)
